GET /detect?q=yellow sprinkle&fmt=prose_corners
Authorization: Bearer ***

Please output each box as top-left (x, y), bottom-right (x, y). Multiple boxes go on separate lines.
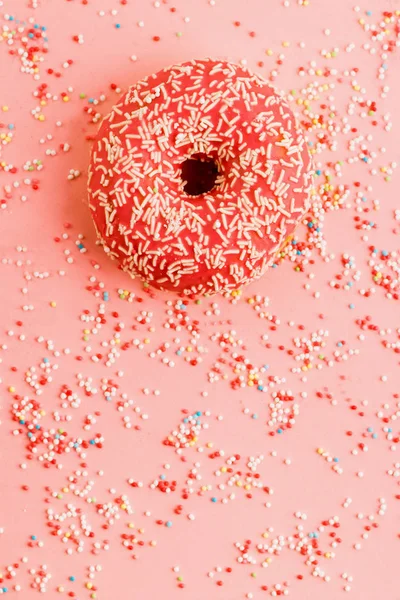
top-left (266, 49), bottom-right (273, 56)
top-left (38, 114), bottom-right (45, 121)
top-left (8, 386), bottom-right (16, 393)
top-left (236, 481), bottom-right (243, 487)
top-left (63, 96), bottom-right (69, 102)
top-left (50, 301), bottom-right (57, 308)
top-left (58, 586), bottom-right (65, 592)
top-left (282, 41), bottom-right (290, 47)
top-left (86, 582), bottom-right (93, 590)
top-left (317, 448), bottom-right (324, 455)
top-left (144, 338), bottom-right (150, 344)
top-left (2, 106), bottom-right (9, 112)
top-left (128, 522), bottom-right (135, 529)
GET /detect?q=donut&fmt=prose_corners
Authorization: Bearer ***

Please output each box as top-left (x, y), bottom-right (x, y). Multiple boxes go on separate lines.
top-left (88, 58), bottom-right (313, 295)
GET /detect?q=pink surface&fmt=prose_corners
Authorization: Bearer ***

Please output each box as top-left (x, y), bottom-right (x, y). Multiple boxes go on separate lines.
top-left (1, 1), bottom-right (400, 599)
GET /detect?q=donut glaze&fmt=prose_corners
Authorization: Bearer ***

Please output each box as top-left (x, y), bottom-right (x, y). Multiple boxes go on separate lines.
top-left (88, 58), bottom-right (313, 295)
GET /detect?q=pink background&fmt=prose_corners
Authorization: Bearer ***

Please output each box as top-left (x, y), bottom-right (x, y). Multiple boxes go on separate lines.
top-left (1, 0), bottom-right (400, 599)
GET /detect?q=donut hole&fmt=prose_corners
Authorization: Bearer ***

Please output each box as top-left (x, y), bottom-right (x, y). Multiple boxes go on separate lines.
top-left (181, 153), bottom-right (219, 197)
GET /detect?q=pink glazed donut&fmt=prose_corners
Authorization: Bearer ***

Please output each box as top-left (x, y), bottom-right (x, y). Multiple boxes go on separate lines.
top-left (88, 58), bottom-right (313, 295)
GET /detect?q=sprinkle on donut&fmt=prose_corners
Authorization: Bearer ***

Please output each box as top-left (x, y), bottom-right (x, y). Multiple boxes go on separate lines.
top-left (88, 58), bottom-right (313, 295)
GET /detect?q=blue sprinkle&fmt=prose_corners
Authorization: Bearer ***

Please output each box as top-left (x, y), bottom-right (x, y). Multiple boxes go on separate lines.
top-left (277, 428), bottom-right (283, 434)
top-left (89, 439), bottom-right (95, 445)
top-left (106, 395), bottom-right (112, 401)
top-left (252, 414), bottom-right (258, 419)
top-left (195, 411), bottom-right (202, 417)
top-left (160, 474), bottom-right (166, 480)
top-left (8, 124), bottom-right (15, 130)
top-left (372, 433), bottom-right (378, 439)
top-left (211, 497), bottom-right (217, 503)
top-left (333, 457), bottom-right (339, 463)
top-left (31, 535), bottom-right (37, 540)
top-left (367, 427), bottom-right (373, 432)
top-left (257, 385), bottom-right (264, 391)
top-left (115, 23), bottom-right (121, 28)
top-left (307, 221), bottom-right (314, 228)
top-left (349, 303), bottom-right (355, 309)
top-left (381, 250), bottom-right (388, 256)
top-left (69, 576), bottom-right (76, 582)
top-left (165, 521), bottom-right (172, 528)
top-left (176, 350), bottom-right (182, 356)
top-left (43, 357), bottom-right (49, 363)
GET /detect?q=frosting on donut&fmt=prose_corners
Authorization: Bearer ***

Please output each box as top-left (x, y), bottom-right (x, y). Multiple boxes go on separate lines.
top-left (88, 58), bottom-right (313, 295)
